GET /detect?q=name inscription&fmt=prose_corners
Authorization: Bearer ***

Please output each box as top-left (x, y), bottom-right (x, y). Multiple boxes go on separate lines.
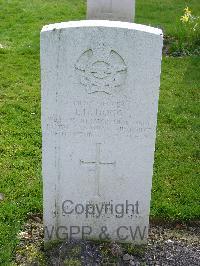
top-left (45, 99), bottom-right (153, 139)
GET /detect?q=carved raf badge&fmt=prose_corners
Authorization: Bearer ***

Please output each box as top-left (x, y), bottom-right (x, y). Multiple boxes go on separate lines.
top-left (75, 43), bottom-right (127, 95)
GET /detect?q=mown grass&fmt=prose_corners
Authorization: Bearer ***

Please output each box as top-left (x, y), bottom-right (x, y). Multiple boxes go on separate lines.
top-left (137, 0), bottom-right (200, 55)
top-left (137, 0), bottom-right (199, 34)
top-left (0, 0), bottom-right (199, 264)
top-left (153, 56), bottom-right (200, 220)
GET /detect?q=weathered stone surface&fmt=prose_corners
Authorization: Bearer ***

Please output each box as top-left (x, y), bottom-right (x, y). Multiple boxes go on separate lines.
top-left (41, 20), bottom-right (163, 244)
top-left (87, 0), bottom-right (135, 22)
top-left (0, 193), bottom-right (4, 201)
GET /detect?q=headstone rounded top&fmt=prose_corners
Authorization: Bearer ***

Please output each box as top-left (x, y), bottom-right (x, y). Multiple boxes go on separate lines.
top-left (41, 20), bottom-right (163, 36)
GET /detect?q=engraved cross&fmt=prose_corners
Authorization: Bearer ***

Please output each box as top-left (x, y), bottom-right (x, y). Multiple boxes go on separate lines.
top-left (80, 143), bottom-right (116, 197)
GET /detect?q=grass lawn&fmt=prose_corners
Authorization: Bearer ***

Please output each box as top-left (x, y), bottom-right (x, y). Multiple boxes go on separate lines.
top-left (0, 0), bottom-right (199, 264)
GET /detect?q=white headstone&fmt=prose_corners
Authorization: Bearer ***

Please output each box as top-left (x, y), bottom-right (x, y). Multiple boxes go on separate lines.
top-left (87, 0), bottom-right (135, 22)
top-left (41, 20), bottom-right (163, 244)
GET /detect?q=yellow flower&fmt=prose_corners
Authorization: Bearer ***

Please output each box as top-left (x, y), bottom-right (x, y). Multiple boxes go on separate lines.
top-left (184, 7), bottom-right (192, 15)
top-left (180, 14), bottom-right (189, 23)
